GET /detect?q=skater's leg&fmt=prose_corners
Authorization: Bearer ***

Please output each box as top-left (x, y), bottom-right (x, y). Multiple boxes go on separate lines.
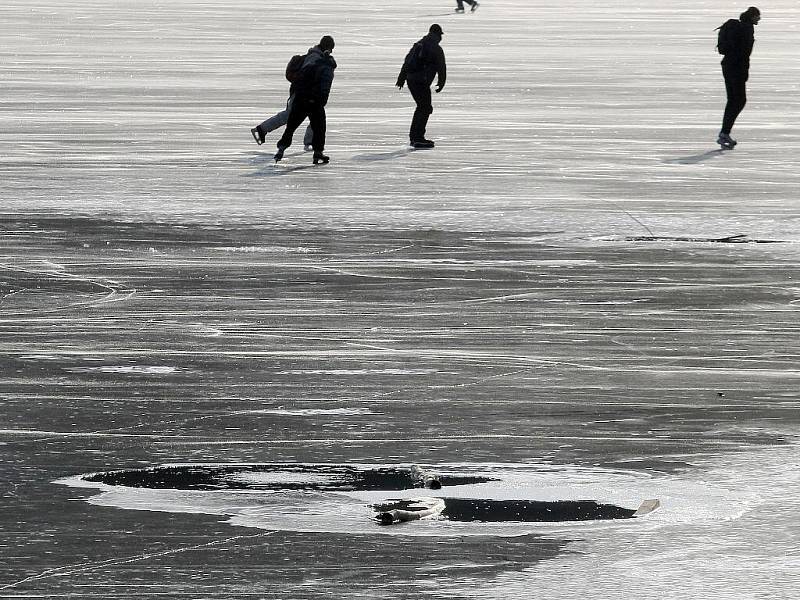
top-left (408, 81), bottom-right (432, 142)
top-left (259, 97), bottom-right (294, 134)
top-left (721, 68), bottom-right (747, 135)
top-left (456, 0), bottom-right (465, 11)
top-left (276, 99), bottom-right (309, 150)
top-left (303, 124), bottom-right (314, 148)
top-left (307, 103), bottom-right (327, 153)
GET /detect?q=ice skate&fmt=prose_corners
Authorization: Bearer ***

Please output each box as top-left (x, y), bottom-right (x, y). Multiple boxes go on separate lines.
top-left (455, 8), bottom-right (465, 13)
top-left (304, 144), bottom-right (313, 152)
top-left (274, 147), bottom-right (285, 162)
top-left (411, 139), bottom-right (435, 149)
top-left (251, 126), bottom-right (265, 145)
top-left (471, 2), bottom-right (480, 11)
top-left (312, 152), bottom-right (330, 165)
top-left (717, 132), bottom-right (737, 149)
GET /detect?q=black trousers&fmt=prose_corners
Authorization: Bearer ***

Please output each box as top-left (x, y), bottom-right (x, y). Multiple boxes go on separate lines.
top-left (407, 80), bottom-right (433, 142)
top-left (721, 65), bottom-right (748, 135)
top-left (277, 96), bottom-right (326, 152)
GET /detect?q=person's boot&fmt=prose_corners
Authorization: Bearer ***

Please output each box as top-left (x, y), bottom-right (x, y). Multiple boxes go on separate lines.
top-left (274, 146), bottom-right (285, 162)
top-left (313, 152), bottom-right (330, 165)
top-left (412, 139), bottom-right (435, 149)
top-left (717, 132), bottom-right (737, 149)
top-left (471, 1), bottom-right (480, 11)
top-left (251, 126), bottom-right (265, 145)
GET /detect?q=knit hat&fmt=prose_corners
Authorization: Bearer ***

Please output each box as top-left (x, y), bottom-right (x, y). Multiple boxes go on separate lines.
top-left (319, 35), bottom-right (335, 52)
top-left (740, 6), bottom-right (760, 21)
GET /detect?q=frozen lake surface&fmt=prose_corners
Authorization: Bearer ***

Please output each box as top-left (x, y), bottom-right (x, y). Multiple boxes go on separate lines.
top-left (1, 0), bottom-right (799, 598)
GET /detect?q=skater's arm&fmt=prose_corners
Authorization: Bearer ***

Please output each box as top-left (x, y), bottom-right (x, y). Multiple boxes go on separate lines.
top-left (316, 63), bottom-right (335, 106)
top-left (396, 49), bottom-right (411, 88)
top-left (434, 48), bottom-right (446, 92)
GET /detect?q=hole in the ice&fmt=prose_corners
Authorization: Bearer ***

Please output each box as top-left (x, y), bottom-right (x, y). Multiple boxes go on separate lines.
top-left (441, 498), bottom-right (648, 522)
top-left (82, 464), bottom-right (494, 491)
top-left (82, 465), bottom-right (661, 525)
top-left (372, 497), bottom-right (660, 525)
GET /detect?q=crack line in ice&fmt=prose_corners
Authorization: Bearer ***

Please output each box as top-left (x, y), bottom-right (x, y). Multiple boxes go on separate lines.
top-left (308, 265), bottom-right (414, 280)
top-left (0, 262), bottom-right (136, 314)
top-left (0, 530), bottom-right (277, 591)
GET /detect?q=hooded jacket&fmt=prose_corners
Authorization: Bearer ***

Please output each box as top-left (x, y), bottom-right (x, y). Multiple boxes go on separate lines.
top-left (294, 46), bottom-right (337, 105)
top-left (396, 33), bottom-right (446, 89)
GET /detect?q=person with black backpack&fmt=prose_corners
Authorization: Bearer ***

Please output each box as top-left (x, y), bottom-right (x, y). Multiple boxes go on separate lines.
top-left (274, 35), bottom-right (337, 164)
top-left (396, 24), bottom-right (447, 149)
top-left (250, 53), bottom-right (314, 150)
top-left (716, 6), bottom-right (761, 149)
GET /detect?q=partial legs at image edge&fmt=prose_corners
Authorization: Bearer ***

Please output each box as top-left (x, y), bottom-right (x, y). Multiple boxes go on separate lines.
top-left (456, 0), bottom-right (479, 12)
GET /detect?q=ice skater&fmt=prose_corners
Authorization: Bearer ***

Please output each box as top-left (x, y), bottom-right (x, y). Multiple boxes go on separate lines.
top-left (455, 0), bottom-right (479, 13)
top-left (274, 35), bottom-right (337, 164)
top-left (396, 24), bottom-right (447, 149)
top-left (716, 6), bottom-right (761, 149)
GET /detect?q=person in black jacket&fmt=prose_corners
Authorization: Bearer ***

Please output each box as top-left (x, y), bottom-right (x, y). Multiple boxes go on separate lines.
top-left (396, 24), bottom-right (447, 149)
top-left (275, 36), bottom-right (336, 164)
top-left (717, 7), bottom-right (760, 149)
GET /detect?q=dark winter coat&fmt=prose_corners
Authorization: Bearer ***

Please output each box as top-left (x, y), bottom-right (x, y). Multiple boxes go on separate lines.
top-left (719, 19), bottom-right (755, 70)
top-left (293, 46), bottom-right (337, 106)
top-left (396, 33), bottom-right (446, 90)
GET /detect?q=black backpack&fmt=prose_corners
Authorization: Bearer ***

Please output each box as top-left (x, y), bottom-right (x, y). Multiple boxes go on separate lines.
top-left (285, 53), bottom-right (307, 83)
top-left (716, 19), bottom-right (739, 55)
top-left (404, 41), bottom-right (425, 72)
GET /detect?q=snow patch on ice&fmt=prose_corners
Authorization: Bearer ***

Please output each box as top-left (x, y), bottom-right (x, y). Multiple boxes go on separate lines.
top-left (64, 365), bottom-right (178, 375)
top-left (222, 472), bottom-right (341, 486)
top-left (249, 408), bottom-right (375, 416)
top-left (210, 246), bottom-right (318, 254)
top-left (276, 369), bottom-right (438, 375)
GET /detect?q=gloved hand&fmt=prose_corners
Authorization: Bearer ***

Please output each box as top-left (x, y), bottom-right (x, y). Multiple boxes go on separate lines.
top-left (435, 84), bottom-right (444, 93)
top-left (396, 80), bottom-right (404, 90)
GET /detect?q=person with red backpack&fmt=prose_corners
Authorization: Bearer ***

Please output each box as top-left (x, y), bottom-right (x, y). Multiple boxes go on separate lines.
top-left (716, 6), bottom-right (761, 149)
top-left (396, 24), bottom-right (447, 149)
top-left (250, 54), bottom-right (314, 150)
top-left (274, 36), bottom-right (337, 164)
